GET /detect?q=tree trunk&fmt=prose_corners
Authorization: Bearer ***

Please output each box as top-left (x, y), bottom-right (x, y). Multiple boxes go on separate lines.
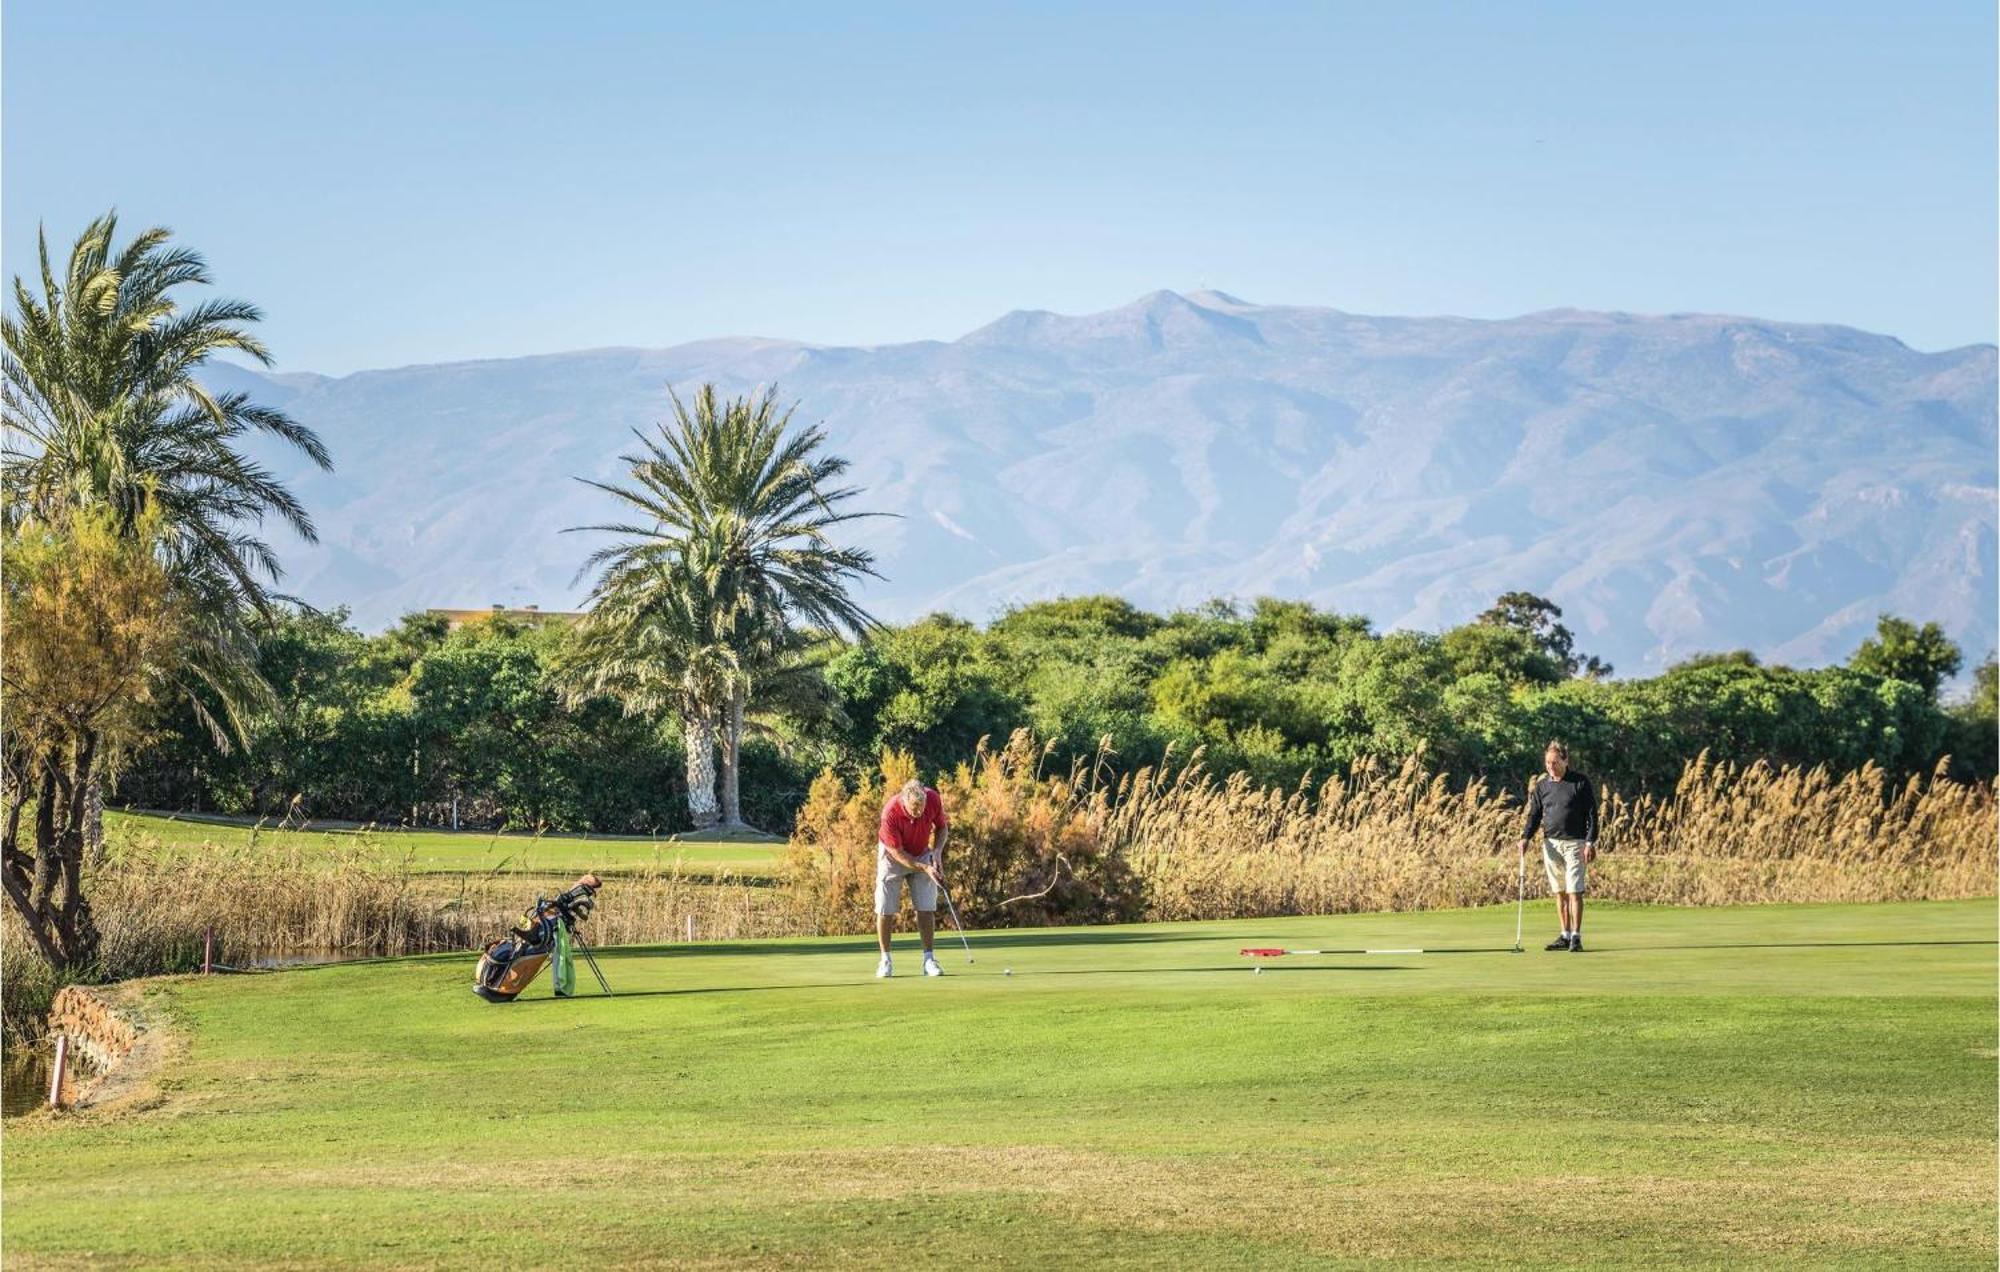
top-left (53, 734), bottom-right (102, 969)
top-left (683, 714), bottom-right (720, 830)
top-left (721, 680), bottom-right (745, 828)
top-left (0, 761), bottom-right (63, 965)
top-left (3, 738), bottom-right (102, 971)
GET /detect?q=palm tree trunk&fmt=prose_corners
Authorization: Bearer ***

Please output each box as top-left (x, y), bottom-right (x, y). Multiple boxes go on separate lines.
top-left (683, 713), bottom-right (720, 829)
top-left (722, 681), bottom-right (745, 828)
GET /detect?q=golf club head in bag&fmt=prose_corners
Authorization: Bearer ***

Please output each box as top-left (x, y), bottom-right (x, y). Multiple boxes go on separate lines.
top-left (474, 873), bottom-right (602, 1002)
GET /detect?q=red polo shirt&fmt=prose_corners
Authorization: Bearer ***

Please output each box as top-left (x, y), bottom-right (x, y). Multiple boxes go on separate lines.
top-left (879, 788), bottom-right (947, 857)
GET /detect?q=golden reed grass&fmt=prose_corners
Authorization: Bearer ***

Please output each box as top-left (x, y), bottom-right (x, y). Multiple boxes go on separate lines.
top-left (2, 835), bottom-right (790, 1041)
top-left (1117, 750), bottom-right (1996, 921)
top-left (788, 732), bottom-right (1997, 932)
top-left (81, 841), bottom-right (793, 960)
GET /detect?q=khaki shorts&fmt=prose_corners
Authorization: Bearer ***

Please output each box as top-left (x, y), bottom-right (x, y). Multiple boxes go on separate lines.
top-left (875, 847), bottom-right (937, 916)
top-left (1543, 837), bottom-right (1589, 895)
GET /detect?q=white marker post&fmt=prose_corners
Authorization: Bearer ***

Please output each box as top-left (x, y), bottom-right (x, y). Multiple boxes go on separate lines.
top-left (47, 1034), bottom-right (69, 1110)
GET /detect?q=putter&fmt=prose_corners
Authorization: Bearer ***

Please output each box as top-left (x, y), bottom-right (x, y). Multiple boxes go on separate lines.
top-left (1512, 848), bottom-right (1526, 954)
top-left (935, 875), bottom-right (974, 964)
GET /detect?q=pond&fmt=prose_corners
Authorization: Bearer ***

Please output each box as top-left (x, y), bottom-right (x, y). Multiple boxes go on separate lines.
top-left (1, 1046), bottom-right (86, 1117)
top-left (3, 1053), bottom-right (45, 1115)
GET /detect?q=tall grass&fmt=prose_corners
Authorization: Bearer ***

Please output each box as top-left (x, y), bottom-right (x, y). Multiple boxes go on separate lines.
top-left (1118, 751), bottom-right (1996, 920)
top-left (81, 841), bottom-right (788, 959)
top-left (788, 733), bottom-right (1998, 932)
top-left (2, 834), bottom-right (790, 1043)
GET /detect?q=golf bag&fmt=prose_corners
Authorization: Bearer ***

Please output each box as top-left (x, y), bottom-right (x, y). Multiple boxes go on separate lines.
top-left (473, 873), bottom-right (608, 1002)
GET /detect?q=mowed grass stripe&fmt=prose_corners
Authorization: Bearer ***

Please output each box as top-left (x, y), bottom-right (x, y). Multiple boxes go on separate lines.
top-left (104, 808), bottom-right (787, 877)
top-left (4, 900), bottom-right (1993, 1268)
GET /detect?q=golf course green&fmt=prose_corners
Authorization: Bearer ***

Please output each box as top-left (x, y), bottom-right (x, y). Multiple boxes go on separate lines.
top-left (104, 809), bottom-right (787, 877)
top-left (5, 899), bottom-right (1993, 1268)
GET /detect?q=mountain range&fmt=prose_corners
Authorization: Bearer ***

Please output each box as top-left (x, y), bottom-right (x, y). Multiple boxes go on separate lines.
top-left (209, 290), bottom-right (1998, 678)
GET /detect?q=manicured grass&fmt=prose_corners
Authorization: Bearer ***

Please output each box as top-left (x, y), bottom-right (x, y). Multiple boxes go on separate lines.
top-left (5, 899), bottom-right (1994, 1268)
top-left (105, 808), bottom-right (787, 878)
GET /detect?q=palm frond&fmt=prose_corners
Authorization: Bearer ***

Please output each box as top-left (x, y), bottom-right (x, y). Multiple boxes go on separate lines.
top-left (4, 211), bottom-right (330, 740)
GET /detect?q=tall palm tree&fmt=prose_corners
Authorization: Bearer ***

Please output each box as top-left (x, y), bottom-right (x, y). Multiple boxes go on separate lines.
top-left (3, 210), bottom-right (332, 744)
top-left (557, 529), bottom-right (740, 828)
top-left (569, 384), bottom-right (881, 828)
top-left (5, 212), bottom-right (330, 573)
top-left (2, 210), bottom-right (329, 900)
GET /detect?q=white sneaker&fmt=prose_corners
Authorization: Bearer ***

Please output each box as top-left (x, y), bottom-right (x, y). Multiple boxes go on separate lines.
top-left (922, 954), bottom-right (944, 977)
top-left (875, 955), bottom-right (893, 979)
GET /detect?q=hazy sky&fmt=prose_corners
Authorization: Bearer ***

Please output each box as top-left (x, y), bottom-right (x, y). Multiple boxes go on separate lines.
top-left (6, 1), bottom-right (1994, 373)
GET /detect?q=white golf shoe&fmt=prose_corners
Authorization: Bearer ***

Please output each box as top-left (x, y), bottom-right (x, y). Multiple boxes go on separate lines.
top-left (876, 955), bottom-right (893, 978)
top-left (922, 953), bottom-right (944, 977)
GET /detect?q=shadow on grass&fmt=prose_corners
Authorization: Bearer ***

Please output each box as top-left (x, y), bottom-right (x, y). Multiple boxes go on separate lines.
top-left (601, 929), bottom-right (1231, 960)
top-left (504, 963), bottom-right (1414, 1002)
top-left (1614, 939), bottom-right (1996, 953)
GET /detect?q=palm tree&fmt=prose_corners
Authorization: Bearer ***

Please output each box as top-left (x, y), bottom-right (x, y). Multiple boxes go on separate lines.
top-left (569, 384), bottom-right (880, 828)
top-left (1, 211), bottom-right (328, 953)
top-left (3, 210), bottom-right (332, 744)
top-left (5, 212), bottom-right (330, 569)
top-left (557, 528), bottom-right (740, 828)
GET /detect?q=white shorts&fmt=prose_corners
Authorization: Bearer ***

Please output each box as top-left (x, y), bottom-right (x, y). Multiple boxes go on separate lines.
top-left (1543, 837), bottom-right (1588, 895)
top-left (875, 848), bottom-right (937, 916)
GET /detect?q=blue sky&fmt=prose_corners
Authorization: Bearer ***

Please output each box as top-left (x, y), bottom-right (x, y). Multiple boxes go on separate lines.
top-left (6, 1), bottom-right (1994, 373)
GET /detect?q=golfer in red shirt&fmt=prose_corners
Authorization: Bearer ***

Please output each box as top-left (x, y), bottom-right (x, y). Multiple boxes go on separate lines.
top-left (876, 778), bottom-right (950, 978)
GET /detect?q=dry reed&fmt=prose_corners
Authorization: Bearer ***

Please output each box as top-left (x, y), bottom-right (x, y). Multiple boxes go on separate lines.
top-left (86, 841), bottom-right (794, 962)
top-left (1117, 750), bottom-right (1997, 920)
top-left (3, 835), bottom-right (793, 1041)
top-left (788, 733), bottom-right (1997, 932)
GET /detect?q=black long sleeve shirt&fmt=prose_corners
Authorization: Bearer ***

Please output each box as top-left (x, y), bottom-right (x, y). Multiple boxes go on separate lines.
top-left (1522, 771), bottom-right (1597, 842)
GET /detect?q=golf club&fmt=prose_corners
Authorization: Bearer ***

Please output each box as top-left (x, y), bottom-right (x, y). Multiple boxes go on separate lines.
top-left (935, 873), bottom-right (975, 963)
top-left (1513, 847), bottom-right (1526, 954)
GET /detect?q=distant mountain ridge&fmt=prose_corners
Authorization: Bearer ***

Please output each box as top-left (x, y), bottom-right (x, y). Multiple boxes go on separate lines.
top-left (211, 290), bottom-right (1998, 678)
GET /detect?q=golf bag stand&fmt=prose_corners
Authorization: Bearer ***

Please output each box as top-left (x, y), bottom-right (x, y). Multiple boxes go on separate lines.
top-left (473, 873), bottom-right (613, 1001)
top-left (567, 922), bottom-right (614, 997)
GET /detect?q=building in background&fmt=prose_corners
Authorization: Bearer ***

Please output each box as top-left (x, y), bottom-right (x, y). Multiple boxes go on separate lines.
top-left (428, 604), bottom-right (583, 630)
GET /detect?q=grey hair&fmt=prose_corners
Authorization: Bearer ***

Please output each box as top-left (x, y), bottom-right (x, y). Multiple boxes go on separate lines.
top-left (898, 778), bottom-right (928, 806)
top-left (1545, 740), bottom-right (1569, 760)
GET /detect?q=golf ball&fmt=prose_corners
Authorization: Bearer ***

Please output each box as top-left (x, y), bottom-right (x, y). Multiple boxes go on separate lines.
top-left (1004, 968), bottom-right (1012, 976)
top-left (1254, 966), bottom-right (1263, 975)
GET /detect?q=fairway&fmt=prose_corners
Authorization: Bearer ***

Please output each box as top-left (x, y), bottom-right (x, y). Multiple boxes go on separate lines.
top-left (5, 899), bottom-right (1994, 1268)
top-left (104, 809), bottom-right (787, 878)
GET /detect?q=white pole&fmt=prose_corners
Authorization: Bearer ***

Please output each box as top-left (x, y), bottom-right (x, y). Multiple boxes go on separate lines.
top-left (685, 914), bottom-right (695, 943)
top-left (47, 1034), bottom-right (69, 1109)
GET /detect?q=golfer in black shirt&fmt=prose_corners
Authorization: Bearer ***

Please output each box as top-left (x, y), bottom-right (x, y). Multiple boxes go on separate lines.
top-left (1516, 740), bottom-right (1597, 951)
